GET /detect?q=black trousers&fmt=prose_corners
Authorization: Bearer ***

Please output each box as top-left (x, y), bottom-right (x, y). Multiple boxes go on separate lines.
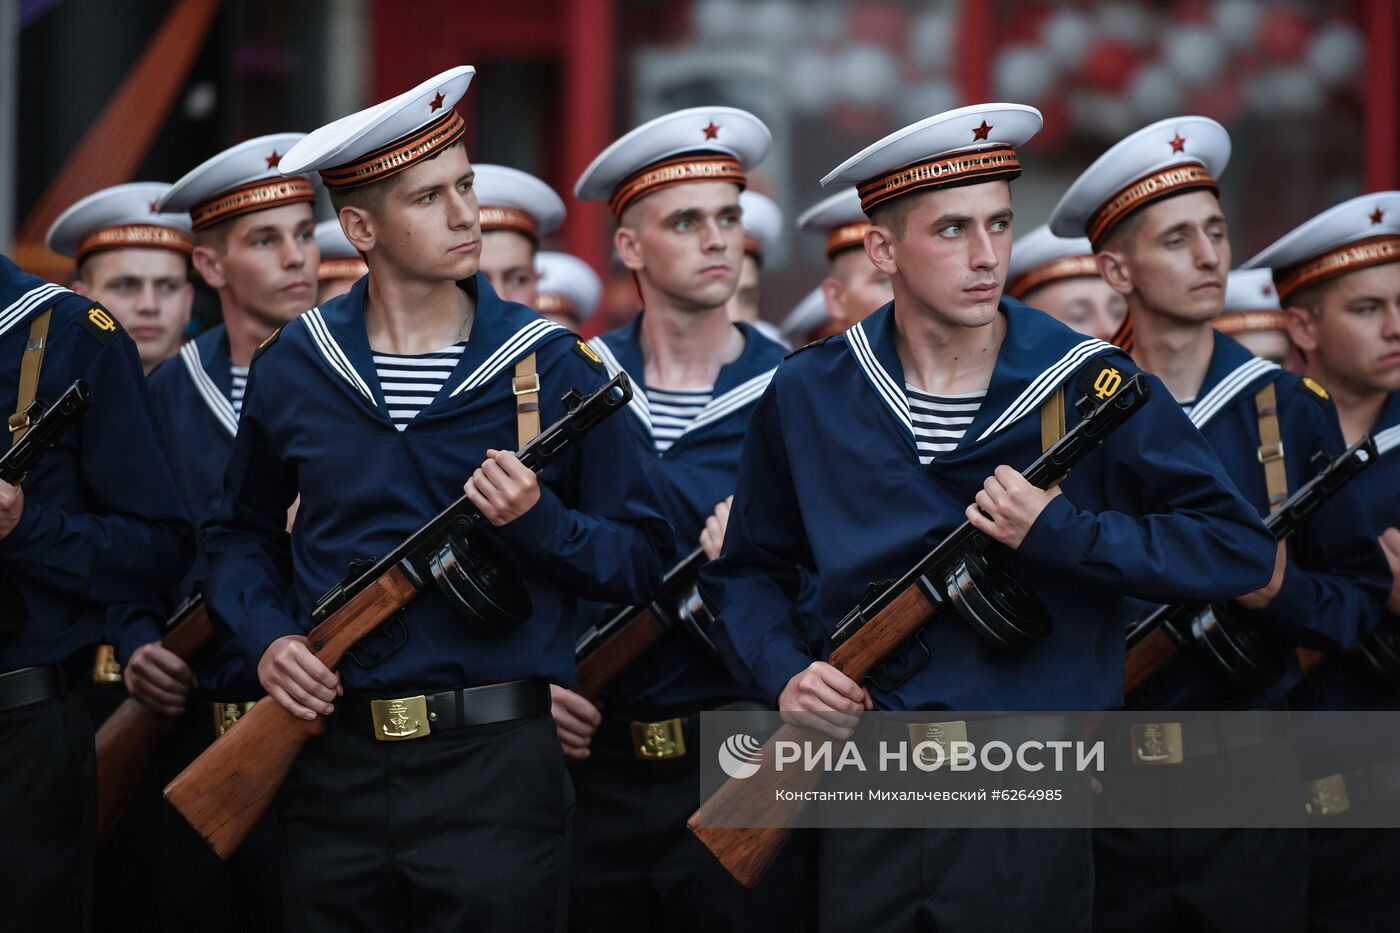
top-left (0, 684), bottom-right (96, 933)
top-left (568, 730), bottom-right (815, 933)
top-left (95, 703), bottom-right (283, 933)
top-left (1092, 736), bottom-right (1307, 933)
top-left (817, 826), bottom-right (1093, 932)
top-left (1304, 797), bottom-right (1400, 932)
top-left (277, 709), bottom-right (572, 933)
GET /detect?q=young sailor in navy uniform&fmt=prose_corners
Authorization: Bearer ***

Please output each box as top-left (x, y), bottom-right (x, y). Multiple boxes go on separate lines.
top-left (1006, 225), bottom-right (1125, 343)
top-left (1216, 267), bottom-right (1292, 365)
top-left (555, 106), bottom-right (813, 932)
top-left (203, 66), bottom-right (670, 932)
top-left (472, 163), bottom-right (565, 308)
top-left (725, 189), bottom-right (783, 339)
top-left (86, 137), bottom-right (321, 932)
top-left (47, 183), bottom-right (195, 375)
top-left (534, 251), bottom-right (602, 332)
top-left (0, 256), bottom-right (192, 932)
top-left (1048, 117), bottom-right (1391, 933)
top-left (797, 186), bottom-right (892, 337)
top-left (701, 104), bottom-right (1277, 933)
top-left (1246, 191), bottom-right (1400, 930)
top-left (316, 217), bottom-right (368, 304)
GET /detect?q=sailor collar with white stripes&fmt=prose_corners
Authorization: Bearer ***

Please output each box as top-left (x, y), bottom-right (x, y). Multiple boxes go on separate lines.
top-left (1180, 330), bottom-right (1282, 430)
top-left (1369, 390), bottom-right (1400, 458)
top-left (842, 298), bottom-right (1117, 459)
top-left (296, 272), bottom-right (564, 426)
top-left (0, 278), bottom-right (72, 343)
top-left (178, 325), bottom-right (238, 436)
top-left (586, 313), bottom-right (779, 450)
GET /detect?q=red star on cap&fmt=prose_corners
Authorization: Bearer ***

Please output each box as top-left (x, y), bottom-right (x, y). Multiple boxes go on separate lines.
top-left (1370, 207), bottom-right (1385, 225)
top-left (429, 92), bottom-right (445, 112)
top-left (148, 199), bottom-right (160, 213)
top-left (1169, 133), bottom-right (1186, 153)
top-left (1262, 284), bottom-right (1274, 297)
top-left (972, 120), bottom-right (993, 141)
top-left (266, 150), bottom-right (281, 169)
top-left (702, 121), bottom-right (720, 140)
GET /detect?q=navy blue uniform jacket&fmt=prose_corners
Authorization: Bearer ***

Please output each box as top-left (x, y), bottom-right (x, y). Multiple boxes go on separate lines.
top-left (1294, 389), bottom-right (1400, 714)
top-left (115, 326), bottom-right (259, 693)
top-left (587, 315), bottom-right (791, 711)
top-left (702, 299), bottom-right (1276, 712)
top-left (0, 255), bottom-right (192, 668)
top-left (203, 275), bottom-right (671, 693)
top-left (1131, 332), bottom-right (1389, 710)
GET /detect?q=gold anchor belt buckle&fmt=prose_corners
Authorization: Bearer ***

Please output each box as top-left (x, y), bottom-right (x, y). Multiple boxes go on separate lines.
top-left (907, 720), bottom-right (971, 767)
top-left (91, 644), bottom-right (123, 684)
top-left (212, 701), bottom-right (256, 738)
top-left (1304, 774), bottom-right (1351, 818)
top-left (1131, 722), bottom-right (1184, 765)
top-left (371, 695), bottom-right (431, 742)
top-left (631, 717), bottom-right (686, 761)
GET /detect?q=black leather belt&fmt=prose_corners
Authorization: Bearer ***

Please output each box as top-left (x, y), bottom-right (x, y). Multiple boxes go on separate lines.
top-left (1305, 757), bottom-right (1400, 819)
top-left (335, 678), bottom-right (548, 743)
top-left (1123, 712), bottom-right (1285, 766)
top-left (0, 654), bottom-right (85, 712)
top-left (595, 701), bottom-right (770, 762)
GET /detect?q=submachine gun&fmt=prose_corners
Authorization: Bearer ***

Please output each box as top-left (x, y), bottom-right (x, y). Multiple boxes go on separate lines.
top-left (1124, 434), bottom-right (1378, 696)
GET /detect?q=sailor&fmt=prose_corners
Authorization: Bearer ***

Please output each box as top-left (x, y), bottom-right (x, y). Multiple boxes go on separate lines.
top-left (556, 104), bottom-right (814, 932)
top-left (0, 255), bottom-right (192, 931)
top-left (1245, 191), bottom-right (1400, 929)
top-left (796, 186), bottom-right (892, 336)
top-left (1048, 116), bottom-right (1390, 932)
top-left (534, 250), bottom-right (602, 331)
top-left (724, 189), bottom-right (784, 342)
top-left (701, 103), bottom-right (1277, 932)
top-left (1215, 266), bottom-right (1292, 364)
top-left (1005, 224), bottom-right (1124, 342)
top-left (202, 66), bottom-right (670, 931)
top-left (473, 163), bottom-right (566, 308)
top-left (315, 218), bottom-right (367, 304)
top-left (46, 182), bottom-right (195, 374)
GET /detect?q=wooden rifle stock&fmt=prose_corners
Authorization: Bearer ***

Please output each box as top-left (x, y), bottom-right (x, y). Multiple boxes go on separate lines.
top-left (688, 374), bottom-right (1152, 888)
top-left (94, 595), bottom-right (212, 843)
top-left (163, 373), bottom-right (632, 858)
top-left (574, 547), bottom-right (708, 702)
top-left (1122, 434), bottom-right (1379, 693)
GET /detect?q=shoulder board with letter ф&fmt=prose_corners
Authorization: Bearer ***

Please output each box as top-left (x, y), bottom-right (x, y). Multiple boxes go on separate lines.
top-left (1298, 376), bottom-right (1332, 406)
top-left (75, 305), bottom-right (122, 344)
top-left (253, 326), bottom-right (282, 361)
top-left (572, 338), bottom-right (605, 374)
top-left (784, 334), bottom-right (834, 360)
top-left (1076, 357), bottom-right (1128, 403)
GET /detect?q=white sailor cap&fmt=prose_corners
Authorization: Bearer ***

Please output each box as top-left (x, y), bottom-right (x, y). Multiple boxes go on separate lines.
top-left (1006, 225), bottom-right (1099, 300)
top-left (574, 106), bottom-right (771, 219)
top-left (1215, 268), bottom-right (1286, 337)
top-left (1242, 191), bottom-right (1400, 305)
top-left (740, 190), bottom-right (782, 261)
top-left (780, 286), bottom-right (829, 343)
top-left (314, 219), bottom-right (367, 282)
top-left (159, 133), bottom-right (317, 232)
top-left (1048, 115), bottom-right (1230, 249)
top-left (535, 251), bottom-right (602, 322)
top-left (279, 66), bottom-right (476, 191)
top-left (821, 103), bottom-right (1041, 215)
top-left (797, 188), bottom-right (869, 260)
top-left (47, 182), bottom-right (193, 264)
top-left (472, 164), bottom-right (565, 243)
